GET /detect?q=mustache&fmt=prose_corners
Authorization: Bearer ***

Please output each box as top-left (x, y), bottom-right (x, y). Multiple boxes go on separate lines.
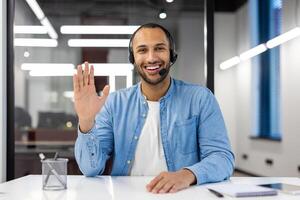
top-left (146, 61), bottom-right (162, 65)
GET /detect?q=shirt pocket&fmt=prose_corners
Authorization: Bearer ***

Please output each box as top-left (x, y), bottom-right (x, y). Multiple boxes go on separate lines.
top-left (174, 116), bottom-right (198, 154)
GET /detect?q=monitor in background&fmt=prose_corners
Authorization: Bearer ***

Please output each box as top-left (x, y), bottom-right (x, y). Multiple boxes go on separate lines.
top-left (37, 112), bottom-right (67, 129)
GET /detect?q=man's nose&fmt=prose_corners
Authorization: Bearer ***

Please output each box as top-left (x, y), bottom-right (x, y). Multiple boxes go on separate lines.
top-left (146, 50), bottom-right (159, 63)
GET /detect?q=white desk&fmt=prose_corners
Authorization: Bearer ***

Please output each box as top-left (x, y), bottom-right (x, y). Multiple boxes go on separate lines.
top-left (0, 175), bottom-right (300, 199)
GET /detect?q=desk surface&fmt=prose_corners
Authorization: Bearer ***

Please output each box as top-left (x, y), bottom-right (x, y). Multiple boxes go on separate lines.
top-left (0, 175), bottom-right (300, 200)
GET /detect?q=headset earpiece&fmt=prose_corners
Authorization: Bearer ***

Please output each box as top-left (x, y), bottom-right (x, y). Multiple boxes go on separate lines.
top-left (129, 47), bottom-right (134, 64)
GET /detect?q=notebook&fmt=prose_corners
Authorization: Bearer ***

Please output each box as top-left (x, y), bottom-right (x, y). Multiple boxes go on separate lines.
top-left (207, 183), bottom-right (278, 197)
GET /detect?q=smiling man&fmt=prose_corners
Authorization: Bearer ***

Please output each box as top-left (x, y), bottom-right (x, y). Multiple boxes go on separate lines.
top-left (74, 23), bottom-right (235, 193)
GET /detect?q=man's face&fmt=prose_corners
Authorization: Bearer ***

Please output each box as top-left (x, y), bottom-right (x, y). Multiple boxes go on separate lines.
top-left (132, 27), bottom-right (171, 85)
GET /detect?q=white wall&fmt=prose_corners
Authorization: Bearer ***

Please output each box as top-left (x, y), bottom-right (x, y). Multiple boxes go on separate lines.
top-left (0, 0), bottom-right (7, 182)
top-left (214, 13), bottom-right (238, 154)
top-left (215, 1), bottom-right (300, 176)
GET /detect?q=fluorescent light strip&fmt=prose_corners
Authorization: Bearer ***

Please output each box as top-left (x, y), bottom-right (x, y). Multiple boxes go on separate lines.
top-left (266, 27), bottom-right (300, 48)
top-left (41, 18), bottom-right (58, 39)
top-left (81, 63), bottom-right (134, 76)
top-left (27, 63), bottom-right (133, 76)
top-left (220, 56), bottom-right (240, 70)
top-left (21, 63), bottom-right (75, 71)
top-left (14, 26), bottom-right (48, 34)
top-left (240, 44), bottom-right (267, 61)
top-left (61, 25), bottom-right (140, 34)
top-left (25, 0), bottom-right (58, 40)
top-left (30, 69), bottom-right (76, 76)
top-left (68, 39), bottom-right (130, 47)
top-left (220, 27), bottom-right (300, 70)
top-left (25, 0), bottom-right (45, 20)
top-left (14, 38), bottom-right (58, 47)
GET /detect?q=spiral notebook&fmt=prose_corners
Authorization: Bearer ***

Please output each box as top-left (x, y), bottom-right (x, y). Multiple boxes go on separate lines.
top-left (207, 183), bottom-right (278, 197)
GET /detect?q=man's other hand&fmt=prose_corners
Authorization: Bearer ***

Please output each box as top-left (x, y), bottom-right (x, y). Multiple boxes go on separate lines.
top-left (146, 169), bottom-right (196, 193)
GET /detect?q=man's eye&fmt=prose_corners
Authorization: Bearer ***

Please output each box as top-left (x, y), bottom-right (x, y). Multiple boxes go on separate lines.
top-left (137, 49), bottom-right (146, 53)
top-left (156, 47), bottom-right (165, 51)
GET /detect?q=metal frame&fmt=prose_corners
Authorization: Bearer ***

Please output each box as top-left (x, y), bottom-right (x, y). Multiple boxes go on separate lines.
top-left (205, 0), bottom-right (215, 93)
top-left (7, 0), bottom-right (15, 181)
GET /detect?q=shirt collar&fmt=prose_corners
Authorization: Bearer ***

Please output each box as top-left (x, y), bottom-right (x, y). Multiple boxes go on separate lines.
top-left (138, 77), bottom-right (175, 103)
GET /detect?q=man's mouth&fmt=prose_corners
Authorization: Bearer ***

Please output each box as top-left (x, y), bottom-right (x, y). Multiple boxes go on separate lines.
top-left (144, 65), bottom-right (162, 74)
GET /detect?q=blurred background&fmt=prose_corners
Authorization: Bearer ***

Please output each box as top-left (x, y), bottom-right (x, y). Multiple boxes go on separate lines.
top-left (1, 0), bottom-right (300, 181)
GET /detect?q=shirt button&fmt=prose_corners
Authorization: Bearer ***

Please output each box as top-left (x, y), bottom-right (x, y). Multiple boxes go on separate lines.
top-left (127, 160), bottom-right (131, 164)
top-left (142, 113), bottom-right (146, 117)
top-left (143, 101), bottom-right (146, 104)
top-left (134, 136), bottom-right (138, 140)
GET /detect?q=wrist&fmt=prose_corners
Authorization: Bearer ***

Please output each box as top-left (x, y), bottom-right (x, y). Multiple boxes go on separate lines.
top-left (79, 119), bottom-right (95, 133)
top-left (182, 169), bottom-right (197, 185)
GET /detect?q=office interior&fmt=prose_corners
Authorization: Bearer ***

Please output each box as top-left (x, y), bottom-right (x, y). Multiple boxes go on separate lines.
top-left (1, 0), bottom-right (300, 184)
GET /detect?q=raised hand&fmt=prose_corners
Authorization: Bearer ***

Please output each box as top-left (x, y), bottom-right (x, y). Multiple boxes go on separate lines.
top-left (73, 62), bottom-right (110, 132)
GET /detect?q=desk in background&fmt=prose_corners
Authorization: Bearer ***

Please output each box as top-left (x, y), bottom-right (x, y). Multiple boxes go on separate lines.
top-left (1, 176), bottom-right (300, 200)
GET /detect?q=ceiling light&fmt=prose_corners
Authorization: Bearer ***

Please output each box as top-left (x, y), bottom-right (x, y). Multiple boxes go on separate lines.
top-left (25, 0), bottom-right (45, 20)
top-left (21, 63), bottom-right (75, 71)
top-left (159, 10), bottom-right (167, 19)
top-left (81, 63), bottom-right (134, 76)
top-left (14, 26), bottom-right (48, 34)
top-left (41, 18), bottom-right (58, 39)
top-left (29, 69), bottom-right (76, 76)
top-left (68, 39), bottom-right (130, 47)
top-left (266, 27), bottom-right (300, 48)
top-left (220, 56), bottom-right (240, 70)
top-left (166, 0), bottom-right (174, 3)
top-left (23, 51), bottom-right (30, 58)
top-left (14, 38), bottom-right (58, 47)
top-left (26, 63), bottom-right (133, 76)
top-left (220, 27), bottom-right (300, 70)
top-left (60, 25), bottom-right (140, 35)
top-left (240, 44), bottom-right (267, 61)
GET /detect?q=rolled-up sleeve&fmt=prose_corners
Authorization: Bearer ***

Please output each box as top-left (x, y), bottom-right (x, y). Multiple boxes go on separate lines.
top-left (74, 96), bottom-right (114, 177)
top-left (185, 89), bottom-right (235, 185)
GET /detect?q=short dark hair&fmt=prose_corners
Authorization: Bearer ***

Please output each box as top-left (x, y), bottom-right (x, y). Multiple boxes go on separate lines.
top-left (128, 23), bottom-right (177, 64)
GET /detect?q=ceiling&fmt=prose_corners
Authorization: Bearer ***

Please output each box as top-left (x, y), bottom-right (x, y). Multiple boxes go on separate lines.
top-left (36, 0), bottom-right (247, 19)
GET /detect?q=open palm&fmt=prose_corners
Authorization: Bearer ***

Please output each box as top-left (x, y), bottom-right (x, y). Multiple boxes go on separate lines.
top-left (73, 62), bottom-right (110, 131)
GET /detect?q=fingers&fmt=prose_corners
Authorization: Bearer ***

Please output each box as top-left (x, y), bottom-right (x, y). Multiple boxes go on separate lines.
top-left (146, 174), bottom-right (164, 192)
top-left (151, 178), bottom-right (168, 193)
top-left (159, 182), bottom-right (175, 193)
top-left (77, 62), bottom-right (93, 89)
top-left (73, 74), bottom-right (79, 93)
top-left (83, 61), bottom-right (89, 86)
top-left (102, 85), bottom-right (110, 97)
top-left (146, 171), bottom-right (190, 194)
top-left (77, 64), bottom-right (83, 90)
top-left (89, 65), bottom-right (95, 85)
top-left (169, 184), bottom-right (180, 193)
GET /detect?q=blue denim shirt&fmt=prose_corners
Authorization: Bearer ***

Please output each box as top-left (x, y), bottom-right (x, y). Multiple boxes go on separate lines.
top-left (75, 78), bottom-right (235, 185)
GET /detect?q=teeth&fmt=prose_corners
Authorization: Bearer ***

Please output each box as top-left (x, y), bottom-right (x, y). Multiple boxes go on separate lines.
top-left (146, 66), bottom-right (160, 70)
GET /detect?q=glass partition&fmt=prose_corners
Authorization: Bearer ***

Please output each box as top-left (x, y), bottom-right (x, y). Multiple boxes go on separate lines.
top-left (13, 0), bottom-right (206, 178)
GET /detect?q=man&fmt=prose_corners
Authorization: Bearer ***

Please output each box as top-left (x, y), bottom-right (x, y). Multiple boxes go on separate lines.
top-left (74, 23), bottom-right (234, 193)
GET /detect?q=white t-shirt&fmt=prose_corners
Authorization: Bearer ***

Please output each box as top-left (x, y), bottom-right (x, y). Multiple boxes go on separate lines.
top-left (129, 101), bottom-right (168, 176)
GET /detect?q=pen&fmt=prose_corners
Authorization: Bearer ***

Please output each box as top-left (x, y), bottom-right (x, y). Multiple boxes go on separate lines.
top-left (208, 188), bottom-right (224, 198)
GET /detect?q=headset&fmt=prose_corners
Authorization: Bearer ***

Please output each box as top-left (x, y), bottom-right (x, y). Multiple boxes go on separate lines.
top-left (128, 23), bottom-right (178, 65)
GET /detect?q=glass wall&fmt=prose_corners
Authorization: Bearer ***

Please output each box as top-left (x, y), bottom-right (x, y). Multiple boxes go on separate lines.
top-left (13, 0), bottom-right (205, 177)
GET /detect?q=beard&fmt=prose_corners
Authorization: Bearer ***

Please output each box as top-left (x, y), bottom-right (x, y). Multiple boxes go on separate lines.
top-left (135, 62), bottom-right (171, 85)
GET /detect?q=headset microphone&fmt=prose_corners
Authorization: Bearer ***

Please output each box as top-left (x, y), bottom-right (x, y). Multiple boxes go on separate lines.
top-left (158, 68), bottom-right (167, 76)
